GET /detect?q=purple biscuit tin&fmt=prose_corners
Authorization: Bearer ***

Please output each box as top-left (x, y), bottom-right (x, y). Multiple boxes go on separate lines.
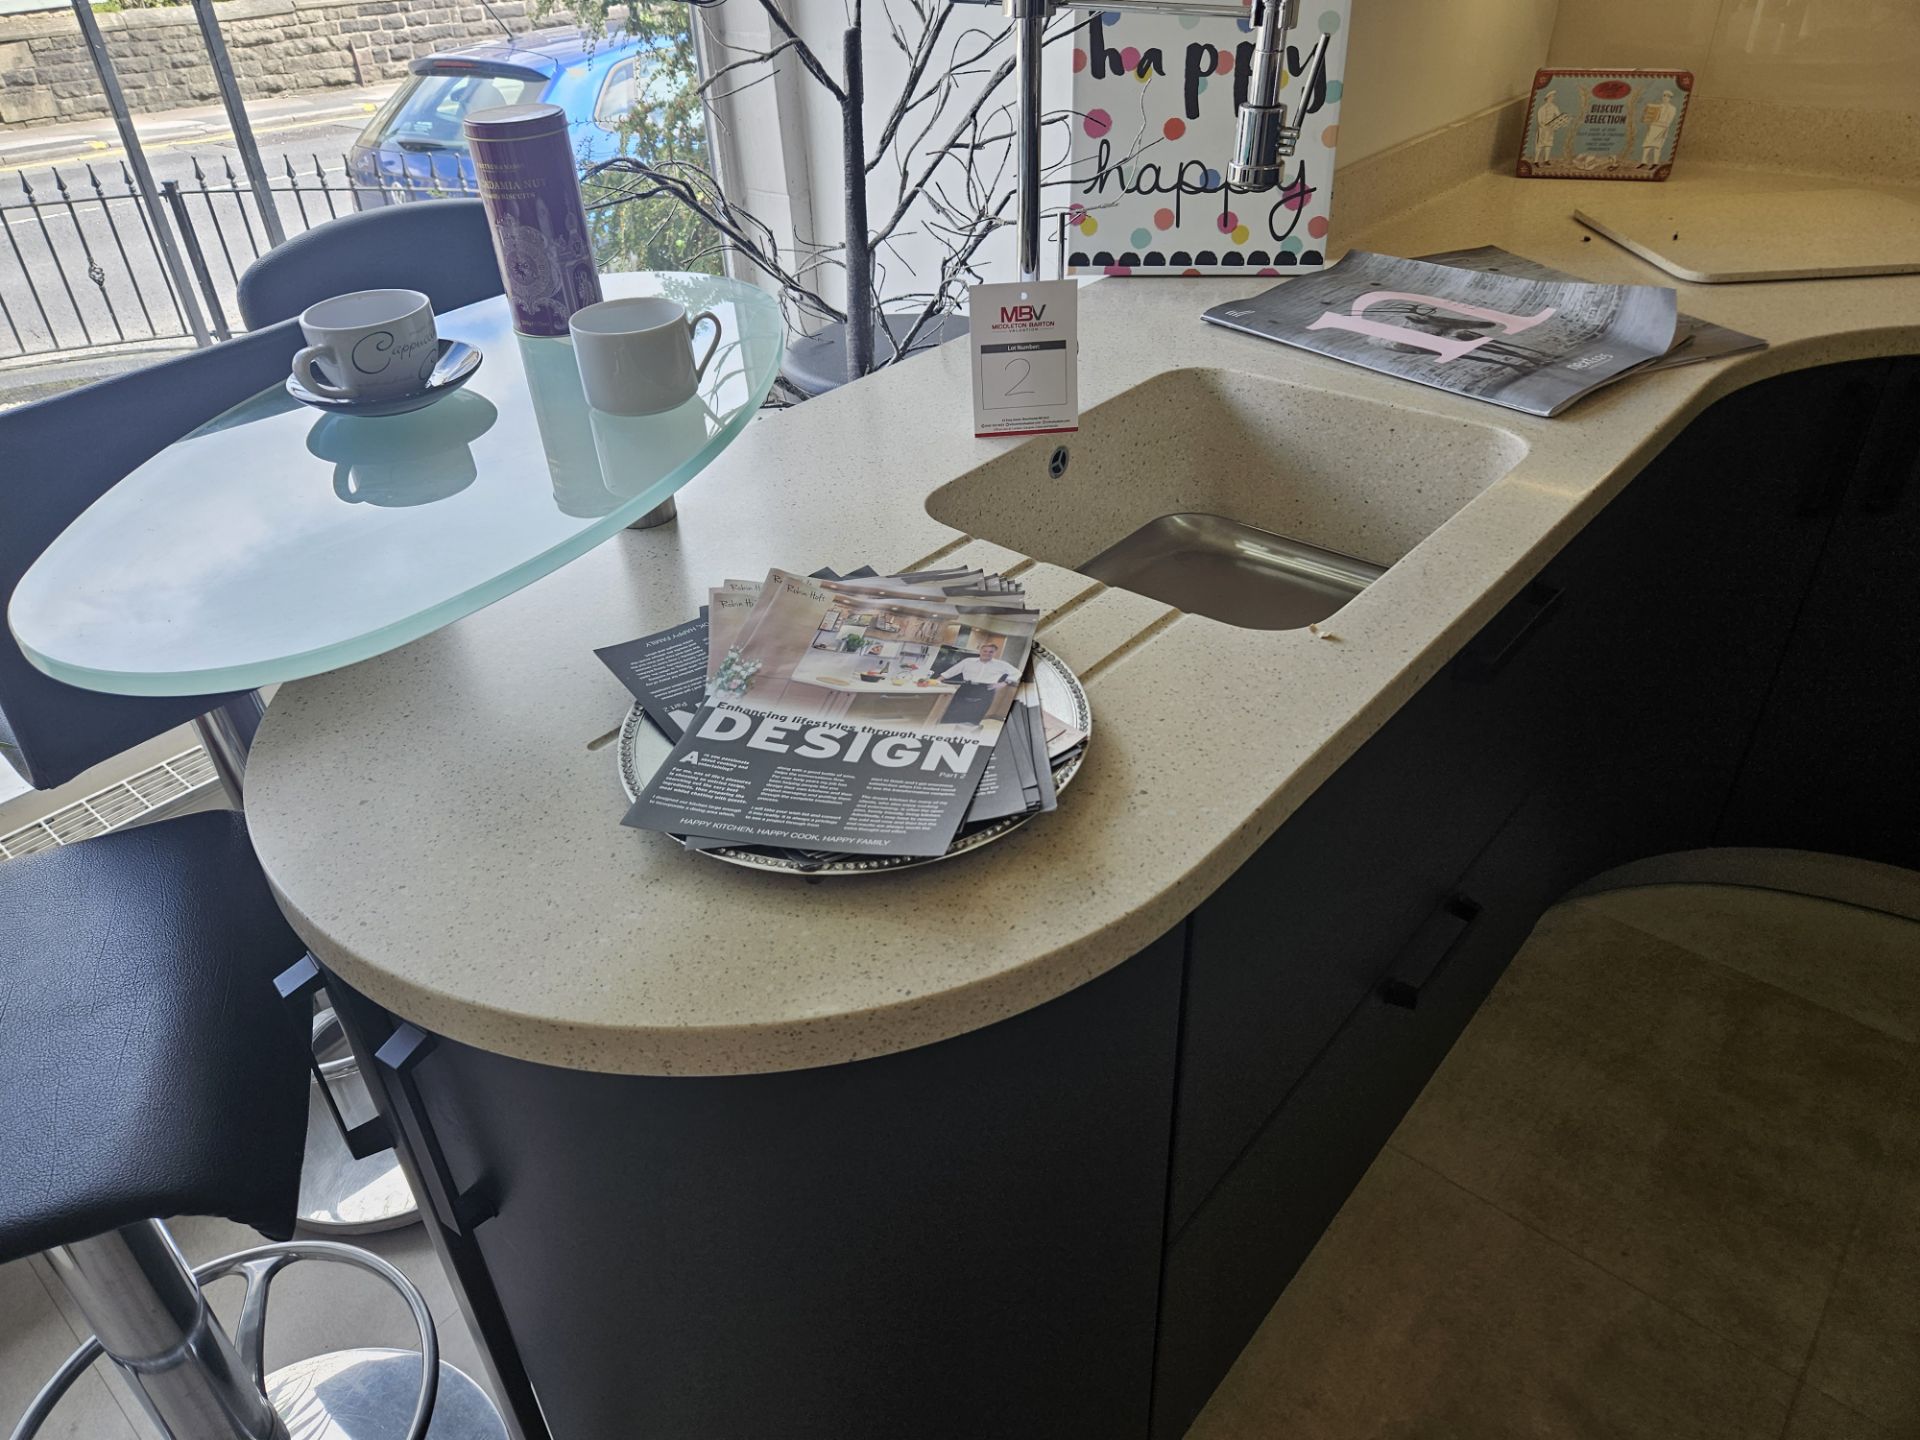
top-left (464, 103), bottom-right (602, 336)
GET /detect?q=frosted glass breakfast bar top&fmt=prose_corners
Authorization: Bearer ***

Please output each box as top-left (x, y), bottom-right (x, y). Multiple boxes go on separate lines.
top-left (8, 273), bottom-right (784, 697)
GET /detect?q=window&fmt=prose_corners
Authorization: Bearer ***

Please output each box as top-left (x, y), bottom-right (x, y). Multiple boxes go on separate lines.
top-left (594, 59), bottom-right (637, 130)
top-left (376, 72), bottom-right (538, 147)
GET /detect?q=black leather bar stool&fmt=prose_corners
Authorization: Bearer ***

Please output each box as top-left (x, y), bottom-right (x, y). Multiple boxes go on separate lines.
top-left (2, 336), bottom-right (507, 1439)
top-left (1, 318), bottom-right (417, 1236)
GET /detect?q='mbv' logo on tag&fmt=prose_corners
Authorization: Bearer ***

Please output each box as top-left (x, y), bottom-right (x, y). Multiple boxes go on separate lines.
top-left (1000, 304), bottom-right (1047, 323)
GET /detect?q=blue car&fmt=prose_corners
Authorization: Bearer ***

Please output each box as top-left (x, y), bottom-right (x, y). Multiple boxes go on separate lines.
top-left (350, 28), bottom-right (664, 201)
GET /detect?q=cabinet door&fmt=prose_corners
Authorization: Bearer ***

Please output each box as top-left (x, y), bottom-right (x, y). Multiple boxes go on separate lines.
top-left (1522, 365), bottom-right (1869, 881)
top-left (1170, 579), bottom-right (1564, 1232)
top-left (1719, 358), bottom-right (1920, 868)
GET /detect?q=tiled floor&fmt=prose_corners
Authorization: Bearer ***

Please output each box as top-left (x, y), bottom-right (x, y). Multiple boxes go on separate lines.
top-left (1191, 884), bottom-right (1920, 1440)
top-left (3, 882), bottom-right (1914, 1439)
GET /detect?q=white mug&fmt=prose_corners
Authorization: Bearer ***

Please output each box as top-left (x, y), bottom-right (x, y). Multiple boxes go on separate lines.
top-left (293, 289), bottom-right (439, 402)
top-left (569, 297), bottom-right (722, 416)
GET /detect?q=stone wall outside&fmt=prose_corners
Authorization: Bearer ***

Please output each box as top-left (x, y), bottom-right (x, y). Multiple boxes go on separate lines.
top-left (0, 0), bottom-right (542, 128)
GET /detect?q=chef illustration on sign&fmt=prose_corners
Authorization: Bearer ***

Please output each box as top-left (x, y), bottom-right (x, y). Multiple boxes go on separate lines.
top-left (1531, 89), bottom-right (1571, 163)
top-left (939, 639), bottom-right (1020, 727)
top-left (1640, 89), bottom-right (1679, 165)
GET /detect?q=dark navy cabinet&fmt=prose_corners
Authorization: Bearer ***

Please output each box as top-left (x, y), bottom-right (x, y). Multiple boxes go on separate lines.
top-left (1525, 362), bottom-right (1879, 880)
top-left (334, 925), bottom-right (1186, 1440)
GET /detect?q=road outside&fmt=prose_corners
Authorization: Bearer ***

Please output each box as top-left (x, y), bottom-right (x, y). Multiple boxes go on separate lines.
top-left (0, 81), bottom-right (401, 381)
top-left (0, 81), bottom-right (398, 190)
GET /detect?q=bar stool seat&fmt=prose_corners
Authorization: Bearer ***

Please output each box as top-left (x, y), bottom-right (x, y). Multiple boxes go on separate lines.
top-left (1, 811), bottom-right (507, 1439)
top-left (0, 811), bottom-right (309, 1264)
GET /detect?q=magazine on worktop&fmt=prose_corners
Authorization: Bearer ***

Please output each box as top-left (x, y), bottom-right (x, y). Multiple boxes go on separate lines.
top-left (1201, 249), bottom-right (1681, 416)
top-left (1417, 246), bottom-right (1765, 374)
top-left (622, 569), bottom-right (1042, 858)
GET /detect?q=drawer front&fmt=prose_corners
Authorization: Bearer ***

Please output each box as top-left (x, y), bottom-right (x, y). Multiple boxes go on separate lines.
top-left (1153, 794), bottom-right (1563, 1440)
top-left (1170, 582), bottom-right (1564, 1231)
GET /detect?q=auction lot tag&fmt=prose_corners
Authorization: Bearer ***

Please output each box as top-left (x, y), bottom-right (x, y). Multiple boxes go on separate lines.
top-left (970, 280), bottom-right (1078, 438)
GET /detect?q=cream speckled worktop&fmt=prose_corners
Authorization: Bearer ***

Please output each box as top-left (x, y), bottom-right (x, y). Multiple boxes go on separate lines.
top-left (245, 164), bottom-right (1920, 1076)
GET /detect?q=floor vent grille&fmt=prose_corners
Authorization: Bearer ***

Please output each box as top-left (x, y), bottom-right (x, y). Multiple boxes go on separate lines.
top-left (0, 747), bottom-right (219, 860)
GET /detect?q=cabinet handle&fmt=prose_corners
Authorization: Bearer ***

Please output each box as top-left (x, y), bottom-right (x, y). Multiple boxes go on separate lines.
top-left (1380, 895), bottom-right (1482, 1009)
top-left (1798, 375), bottom-right (1882, 517)
top-left (272, 955), bottom-right (392, 1160)
top-left (374, 1023), bottom-right (497, 1235)
top-left (1454, 582), bottom-right (1561, 682)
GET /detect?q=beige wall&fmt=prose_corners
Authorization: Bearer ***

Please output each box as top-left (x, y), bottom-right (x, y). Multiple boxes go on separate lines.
top-left (1338, 0), bottom-right (1562, 162)
top-left (1548, 0), bottom-right (1920, 112)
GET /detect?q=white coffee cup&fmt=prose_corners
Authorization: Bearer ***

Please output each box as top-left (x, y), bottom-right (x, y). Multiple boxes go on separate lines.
top-left (569, 297), bottom-right (722, 416)
top-left (293, 288), bottom-right (439, 402)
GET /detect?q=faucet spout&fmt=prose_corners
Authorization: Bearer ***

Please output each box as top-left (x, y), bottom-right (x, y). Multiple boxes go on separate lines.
top-left (1229, 0), bottom-right (1325, 192)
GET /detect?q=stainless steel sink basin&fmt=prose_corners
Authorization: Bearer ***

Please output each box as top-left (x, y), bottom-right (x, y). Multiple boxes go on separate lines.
top-left (1082, 513), bottom-right (1383, 630)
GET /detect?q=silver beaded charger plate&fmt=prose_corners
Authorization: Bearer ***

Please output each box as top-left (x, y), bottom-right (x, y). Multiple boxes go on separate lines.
top-left (618, 642), bottom-right (1091, 876)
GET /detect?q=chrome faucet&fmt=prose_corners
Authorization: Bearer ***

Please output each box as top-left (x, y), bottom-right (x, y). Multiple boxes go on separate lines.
top-left (983, 0), bottom-right (1329, 280)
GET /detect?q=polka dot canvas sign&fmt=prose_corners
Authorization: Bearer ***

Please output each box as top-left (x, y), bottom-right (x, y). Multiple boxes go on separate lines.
top-left (1066, 3), bottom-right (1348, 277)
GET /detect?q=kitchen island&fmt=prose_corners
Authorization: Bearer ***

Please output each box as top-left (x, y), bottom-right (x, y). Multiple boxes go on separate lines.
top-left (246, 162), bottom-right (1920, 1440)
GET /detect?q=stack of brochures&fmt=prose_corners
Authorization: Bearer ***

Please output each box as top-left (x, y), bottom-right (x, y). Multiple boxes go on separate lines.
top-left (596, 564), bottom-right (1089, 866)
top-left (1202, 246), bottom-right (1765, 417)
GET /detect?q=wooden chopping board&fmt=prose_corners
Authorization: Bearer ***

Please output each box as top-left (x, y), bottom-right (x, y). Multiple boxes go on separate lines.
top-left (1574, 186), bottom-right (1920, 282)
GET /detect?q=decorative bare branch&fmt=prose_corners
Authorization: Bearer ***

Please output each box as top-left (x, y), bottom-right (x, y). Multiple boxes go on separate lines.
top-left (584, 0), bottom-right (1154, 385)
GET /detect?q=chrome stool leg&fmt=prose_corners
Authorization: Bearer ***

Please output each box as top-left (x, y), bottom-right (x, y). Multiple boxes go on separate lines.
top-left (298, 1009), bottom-right (419, 1234)
top-left (42, 1221), bottom-right (285, 1440)
top-left (13, 1222), bottom-right (507, 1440)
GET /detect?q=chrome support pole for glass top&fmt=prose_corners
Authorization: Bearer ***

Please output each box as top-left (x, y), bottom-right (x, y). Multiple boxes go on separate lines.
top-left (194, 691), bottom-right (267, 807)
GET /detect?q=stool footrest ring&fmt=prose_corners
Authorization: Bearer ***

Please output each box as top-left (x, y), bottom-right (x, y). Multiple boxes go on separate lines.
top-left (11, 1239), bottom-right (440, 1440)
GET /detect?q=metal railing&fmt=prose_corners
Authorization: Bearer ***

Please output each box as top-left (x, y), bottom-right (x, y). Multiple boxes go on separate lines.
top-left (0, 152), bottom-right (480, 361)
top-left (1, 162), bottom-right (189, 357)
